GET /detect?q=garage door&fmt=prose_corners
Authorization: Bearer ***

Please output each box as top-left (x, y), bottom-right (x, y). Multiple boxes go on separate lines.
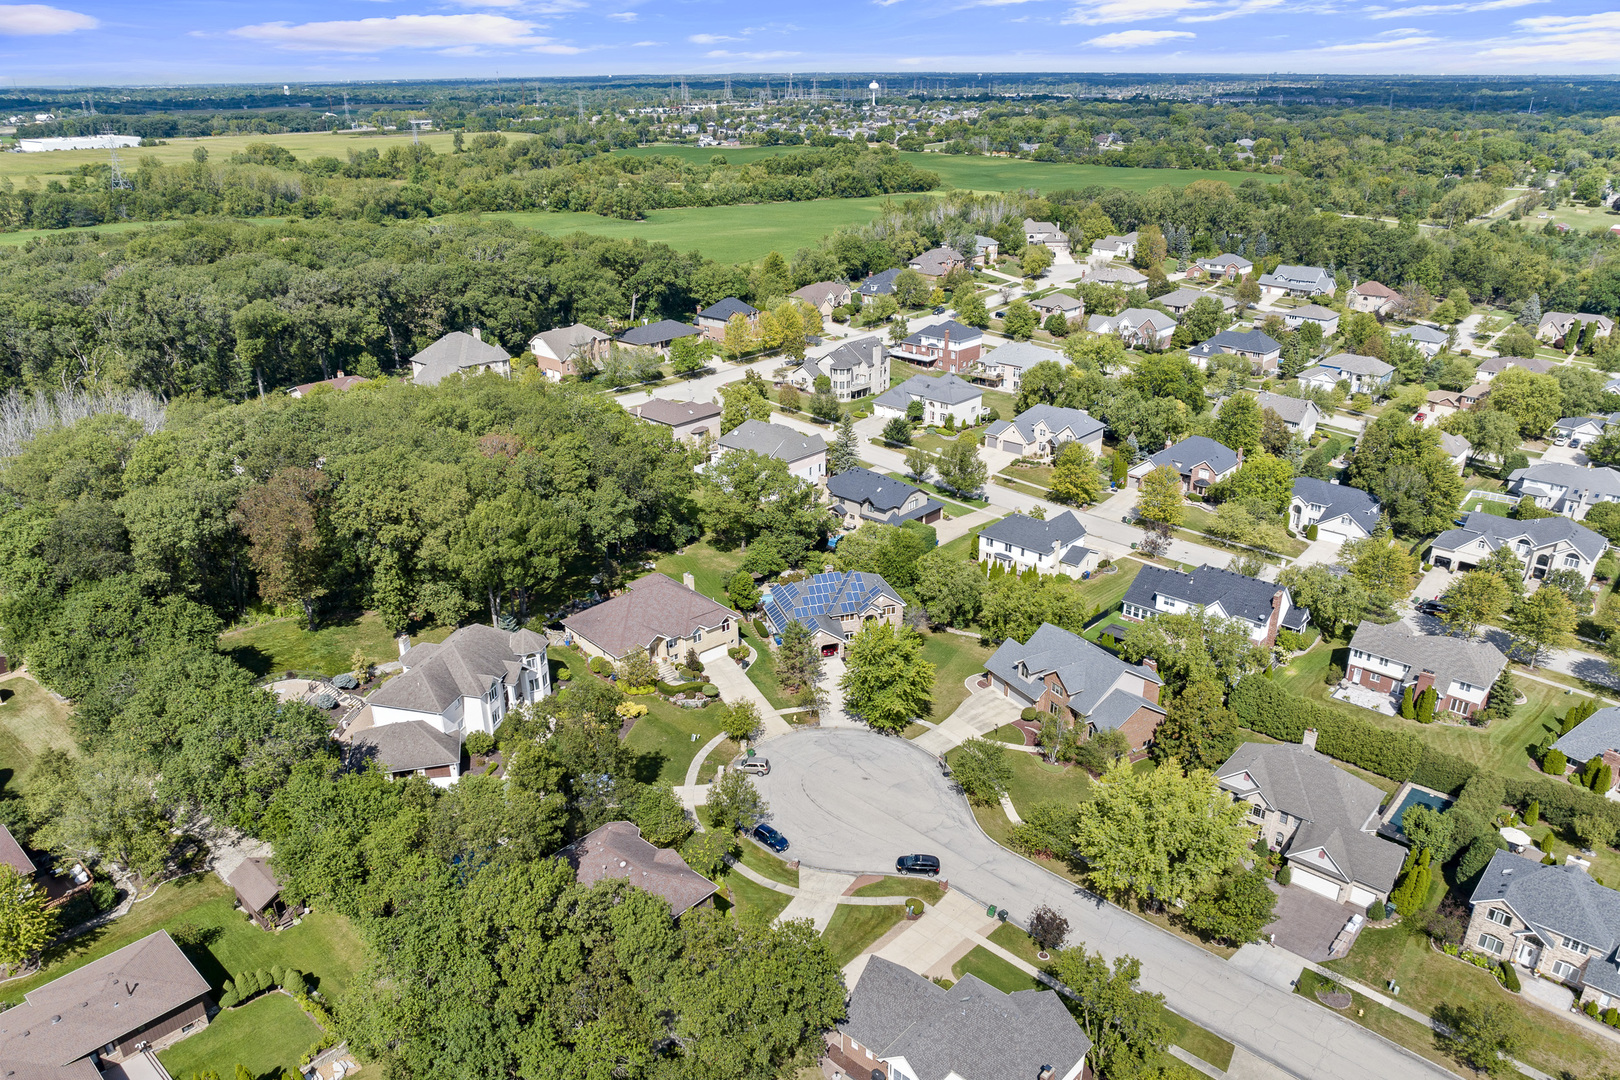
top-left (700, 643), bottom-right (732, 664)
top-left (1350, 886), bottom-right (1378, 908)
top-left (1292, 868), bottom-right (1342, 901)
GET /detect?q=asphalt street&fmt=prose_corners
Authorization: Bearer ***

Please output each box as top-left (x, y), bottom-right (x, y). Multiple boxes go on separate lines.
top-left (756, 727), bottom-right (1455, 1080)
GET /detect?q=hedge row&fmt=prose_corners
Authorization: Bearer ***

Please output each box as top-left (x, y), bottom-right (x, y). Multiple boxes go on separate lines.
top-left (656, 679), bottom-right (706, 696)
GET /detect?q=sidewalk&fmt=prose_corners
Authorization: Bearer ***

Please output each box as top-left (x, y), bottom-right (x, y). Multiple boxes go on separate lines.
top-left (705, 647), bottom-right (793, 738)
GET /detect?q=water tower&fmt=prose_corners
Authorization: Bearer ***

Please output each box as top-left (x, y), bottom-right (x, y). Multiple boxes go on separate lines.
top-left (869, 80), bottom-right (879, 107)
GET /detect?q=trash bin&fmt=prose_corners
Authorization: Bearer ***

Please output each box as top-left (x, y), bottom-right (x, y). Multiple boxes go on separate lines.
top-left (987, 904), bottom-right (997, 918)
top-left (997, 908), bottom-right (1009, 922)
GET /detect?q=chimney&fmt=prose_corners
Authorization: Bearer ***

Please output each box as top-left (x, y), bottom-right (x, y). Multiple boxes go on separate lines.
top-left (1302, 727), bottom-right (1319, 750)
top-left (683, 572), bottom-right (696, 592)
top-left (1141, 657), bottom-right (1158, 673)
top-left (1038, 1069), bottom-right (1056, 1080)
top-left (470, 327), bottom-right (482, 342)
top-left (335, 370), bottom-right (344, 379)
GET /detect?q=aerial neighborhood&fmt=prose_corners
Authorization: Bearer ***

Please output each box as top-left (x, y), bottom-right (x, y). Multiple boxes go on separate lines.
top-left (5, 66), bottom-right (1620, 1080)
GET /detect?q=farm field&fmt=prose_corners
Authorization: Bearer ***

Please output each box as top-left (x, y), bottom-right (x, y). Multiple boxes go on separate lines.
top-left (0, 129), bottom-right (461, 181)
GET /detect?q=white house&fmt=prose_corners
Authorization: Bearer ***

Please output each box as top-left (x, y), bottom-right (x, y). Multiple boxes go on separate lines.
top-left (1089, 231), bottom-right (1138, 262)
top-left (1258, 265), bottom-right (1334, 298)
top-left (1253, 391), bottom-right (1321, 439)
top-left (1297, 353), bottom-right (1395, 395)
top-left (1538, 312), bottom-right (1615, 346)
top-left (1347, 620), bottom-right (1507, 719)
top-left (983, 404), bottom-right (1105, 460)
top-left (1121, 563), bottom-right (1307, 648)
top-left (1395, 324), bottom-right (1449, 358)
top-left (872, 373), bottom-right (985, 428)
top-left (1290, 477), bottom-right (1381, 541)
top-left (1553, 415), bottom-right (1618, 445)
top-left (1429, 511), bottom-right (1610, 587)
top-left (973, 340), bottom-right (1064, 391)
top-left (409, 330), bottom-right (512, 386)
top-left (1283, 304), bottom-right (1341, 337)
top-left (1507, 462), bottom-right (1620, 521)
top-left (1088, 307), bottom-right (1176, 349)
top-left (713, 419), bottom-right (828, 482)
top-left (1194, 253), bottom-right (1252, 281)
top-left (976, 511), bottom-right (1098, 577)
top-left (788, 336), bottom-right (890, 401)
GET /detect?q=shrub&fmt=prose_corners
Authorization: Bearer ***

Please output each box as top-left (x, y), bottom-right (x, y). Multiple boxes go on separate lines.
top-left (753, 618), bottom-right (770, 638)
top-left (1500, 963), bottom-right (1520, 992)
top-left (1587, 1000), bottom-right (1602, 1018)
top-left (702, 684), bottom-right (720, 698)
top-left (588, 656), bottom-right (610, 675)
top-left (556, 667), bottom-right (571, 682)
top-left (1020, 707), bottom-right (1039, 723)
top-left (1325, 663), bottom-right (1344, 686)
top-left (270, 965), bottom-right (285, 988)
top-left (464, 732), bottom-right (495, 756)
top-left (331, 673), bottom-right (359, 690)
top-left (1276, 865), bottom-right (1291, 886)
top-left (727, 645), bottom-right (748, 661)
top-left (1028, 905), bottom-right (1070, 951)
top-left (615, 701), bottom-right (649, 720)
top-left (1306, 524), bottom-right (1319, 540)
top-left (1366, 899), bottom-right (1387, 921)
top-left (283, 969), bottom-right (308, 997)
top-left (1541, 747), bottom-right (1568, 775)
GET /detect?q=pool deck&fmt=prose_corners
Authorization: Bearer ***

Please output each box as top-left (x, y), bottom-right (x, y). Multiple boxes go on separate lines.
top-left (1376, 779), bottom-right (1455, 843)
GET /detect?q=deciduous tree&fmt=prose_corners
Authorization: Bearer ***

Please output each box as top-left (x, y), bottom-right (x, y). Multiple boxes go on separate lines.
top-left (952, 738), bottom-right (1014, 805)
top-left (1181, 865), bottom-right (1277, 946)
top-left (1507, 585), bottom-right (1576, 667)
top-left (1440, 570), bottom-right (1511, 639)
top-left (0, 864), bottom-right (56, 968)
top-left (840, 621), bottom-right (935, 732)
top-left (1049, 442), bottom-right (1104, 506)
top-left (234, 466), bottom-right (332, 630)
top-left (1135, 466), bottom-right (1185, 528)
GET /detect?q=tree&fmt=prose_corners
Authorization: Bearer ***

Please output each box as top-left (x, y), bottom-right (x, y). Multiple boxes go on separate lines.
top-left (1136, 466), bottom-right (1185, 528)
top-left (1541, 567), bottom-right (1595, 615)
top-left (728, 569), bottom-right (760, 612)
top-left (632, 785), bottom-right (694, 848)
top-left (1002, 299), bottom-right (1038, 341)
top-left (1440, 570), bottom-right (1511, 639)
top-left (1479, 665), bottom-right (1519, 723)
top-left (1573, 813), bottom-right (1615, 849)
top-left (0, 864), bottom-right (56, 968)
top-left (1049, 442), bottom-right (1104, 506)
top-left (1518, 292), bottom-right (1542, 327)
top-left (1181, 865), bottom-right (1277, 945)
top-left (1022, 244), bottom-right (1055, 278)
top-left (1043, 311), bottom-right (1071, 337)
top-left (1390, 848), bottom-right (1432, 917)
top-left (829, 412), bottom-right (860, 474)
top-left (1072, 758), bottom-right (1252, 904)
top-left (882, 416), bottom-right (913, 446)
top-left (1399, 685), bottom-right (1416, 719)
top-left (1507, 585), bottom-right (1576, 667)
top-left (1028, 905), bottom-right (1069, 951)
top-left (669, 334), bottom-right (715, 374)
top-left (1345, 412), bottom-right (1464, 536)
top-left (719, 378), bottom-right (772, 433)
top-left (893, 268), bottom-right (930, 308)
top-left (1048, 947), bottom-right (1169, 1079)
top-left (935, 438), bottom-right (988, 497)
top-left (1401, 805), bottom-right (1453, 857)
top-left (1131, 224), bottom-right (1168, 270)
top-left (1211, 451), bottom-right (1294, 512)
top-left (721, 700), bottom-right (763, 744)
top-left (914, 549), bottom-right (985, 628)
top-left (955, 289), bottom-right (990, 329)
top-left (705, 768), bottom-right (767, 833)
top-left (775, 619), bottom-right (824, 705)
top-left (618, 649), bottom-right (659, 689)
top-left (1341, 528), bottom-right (1420, 596)
top-left (952, 738), bottom-right (1014, 805)
top-left (1213, 393), bottom-right (1262, 454)
top-left (840, 621), bottom-right (935, 732)
top-left (807, 389), bottom-right (842, 423)
top-left (722, 312), bottom-right (757, 359)
top-left (1122, 610), bottom-right (1269, 692)
top-left (1487, 365), bottom-right (1564, 440)
top-left (903, 445), bottom-right (932, 482)
top-left (1437, 1001), bottom-right (1522, 1078)
top-left (1152, 677), bottom-right (1239, 772)
top-left (235, 466), bottom-right (332, 630)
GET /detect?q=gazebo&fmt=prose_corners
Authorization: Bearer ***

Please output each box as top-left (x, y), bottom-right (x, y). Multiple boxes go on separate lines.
top-left (226, 857), bottom-right (297, 930)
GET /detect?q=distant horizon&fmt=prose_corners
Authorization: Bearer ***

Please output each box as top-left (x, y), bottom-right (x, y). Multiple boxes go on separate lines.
top-left (0, 1), bottom-right (1616, 86)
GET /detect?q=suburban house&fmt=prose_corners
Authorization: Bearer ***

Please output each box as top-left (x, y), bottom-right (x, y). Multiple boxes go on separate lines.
top-left (226, 856), bottom-right (298, 931)
top-left (713, 419), bottom-right (828, 481)
top-left (976, 511), bottom-right (1098, 577)
top-left (696, 297), bottom-right (760, 341)
top-left (1395, 324), bottom-right (1448, 358)
top-left (789, 336), bottom-right (890, 401)
top-left (289, 372), bottom-right (365, 398)
top-left (972, 340), bottom-right (1064, 391)
top-left (1258, 265), bottom-right (1334, 298)
top-left (1440, 431), bottom-right (1471, 472)
top-left (827, 468), bottom-right (943, 528)
top-left (1429, 511), bottom-right (1609, 586)
top-left (1290, 478), bottom-right (1381, 541)
top-left (983, 403), bottom-right (1105, 459)
top-left (857, 269), bottom-right (903, 303)
top-left (0, 822), bottom-right (91, 911)
top-left (1348, 280), bottom-right (1399, 315)
top-left (1023, 218), bottom-right (1071, 257)
top-left (1346, 620), bottom-right (1508, 719)
top-left (1193, 253), bottom-right (1252, 281)
top-left (1553, 416), bottom-right (1614, 444)
top-left (1254, 391), bottom-right (1321, 438)
top-left (1157, 287), bottom-right (1237, 316)
top-left (617, 319), bottom-right (702, 354)
top-left (1606, 376), bottom-right (1620, 395)
top-left (1297, 353), bottom-right (1395, 396)
top-left (908, 246), bottom-right (965, 279)
top-left (409, 330), bottom-right (512, 386)
top-left (1424, 389), bottom-right (1467, 423)
top-left (629, 398), bottom-right (723, 442)
top-left (1551, 706), bottom-right (1620, 782)
top-left (1187, 329), bottom-right (1282, 372)
top-left (558, 821), bottom-right (717, 919)
top-left (790, 281), bottom-right (852, 316)
top-left (1283, 304), bottom-right (1341, 337)
top-left (892, 319), bottom-right (984, 373)
top-left (824, 956), bottom-right (1091, 1080)
top-left (1507, 462), bottom-right (1620, 520)
top-left (762, 570), bottom-right (904, 658)
top-left (1538, 311), bottom-right (1615, 346)
top-left (873, 373), bottom-right (985, 428)
top-left (1088, 307), bottom-right (1177, 349)
top-left (1030, 292), bottom-right (1084, 321)
top-left (1476, 354), bottom-right (1557, 381)
top-left (1122, 563), bottom-right (1307, 648)
top-left (984, 623), bottom-right (1166, 757)
top-left (1089, 231), bottom-right (1138, 262)
top-left (0, 930), bottom-right (212, 1075)
top-left (529, 323), bottom-right (611, 381)
top-left (1467, 851), bottom-right (1620, 1008)
top-left (1078, 264), bottom-right (1148, 287)
top-left (565, 573), bottom-right (739, 671)
top-left (1128, 435), bottom-right (1241, 495)
top-left (972, 234), bottom-right (1000, 265)
top-left (1216, 743), bottom-right (1405, 908)
top-left (1461, 381), bottom-right (1493, 408)
top-left (358, 624), bottom-right (553, 786)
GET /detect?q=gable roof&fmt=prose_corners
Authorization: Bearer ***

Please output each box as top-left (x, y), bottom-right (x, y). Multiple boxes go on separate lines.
top-left (1291, 477), bottom-right (1380, 534)
top-left (1348, 619), bottom-right (1508, 693)
top-left (1477, 354), bottom-right (1556, 377)
top-left (409, 331), bottom-right (511, 386)
top-left (980, 340), bottom-right (1065, 372)
top-left (1553, 706), bottom-right (1620, 761)
top-left (1254, 391), bottom-right (1319, 425)
top-left (368, 624), bottom-right (546, 715)
top-left (1438, 431), bottom-right (1470, 459)
top-left (350, 719), bottom-right (461, 773)
top-left (1031, 292), bottom-right (1083, 312)
top-left (1201, 328), bottom-right (1280, 355)
top-left (910, 246), bottom-right (964, 275)
top-left (984, 403), bottom-right (1105, 447)
top-left (291, 373), bottom-right (366, 396)
top-left (1144, 435), bottom-right (1240, 478)
top-left (1396, 324), bottom-right (1448, 344)
top-left (1157, 287), bottom-right (1236, 312)
top-left (763, 570), bottom-right (903, 641)
top-left (1351, 280), bottom-right (1399, 299)
top-left (859, 268), bottom-right (903, 295)
top-left (633, 398), bottom-right (722, 428)
top-left (617, 320), bottom-right (701, 347)
top-left (1317, 352), bottom-right (1395, 377)
top-left (1259, 265), bottom-right (1333, 291)
top-left (558, 821), bottom-right (717, 918)
top-left (1124, 563), bottom-right (1290, 624)
top-left (1471, 851), bottom-right (1620, 991)
top-left (840, 956), bottom-right (1091, 1080)
top-left (1217, 743), bottom-right (1405, 892)
top-left (1117, 307), bottom-right (1178, 329)
top-left (874, 373), bottom-right (983, 411)
top-left (1084, 265), bottom-right (1148, 286)
top-left (985, 622), bottom-right (1162, 720)
top-left (0, 821), bottom-right (34, 876)
top-left (698, 296), bottom-right (758, 321)
top-left (225, 856), bottom-right (283, 912)
top-left (1510, 462), bottom-right (1620, 499)
top-left (979, 510), bottom-right (1087, 553)
top-left (1432, 510), bottom-right (1609, 564)
top-left (1289, 303), bottom-right (1340, 322)
top-left (790, 281), bottom-right (849, 307)
top-left (531, 323), bottom-right (609, 360)
top-left (1198, 253), bottom-right (1252, 271)
top-left (716, 418), bottom-right (827, 461)
top-left (826, 467), bottom-right (925, 513)
top-left (906, 319), bottom-right (984, 345)
top-left (564, 573), bottom-right (738, 659)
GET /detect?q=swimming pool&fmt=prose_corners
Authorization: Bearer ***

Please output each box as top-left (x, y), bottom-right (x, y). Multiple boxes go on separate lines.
top-left (1388, 786), bottom-right (1454, 836)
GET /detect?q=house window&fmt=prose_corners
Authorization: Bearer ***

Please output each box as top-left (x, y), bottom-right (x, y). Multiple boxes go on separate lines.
top-left (1477, 934), bottom-right (1505, 956)
top-left (1566, 554), bottom-right (1581, 568)
top-left (1368, 673), bottom-right (1381, 685)
top-left (1552, 959), bottom-right (1579, 981)
top-left (1562, 936), bottom-right (1589, 955)
top-left (1488, 908), bottom-right (1512, 927)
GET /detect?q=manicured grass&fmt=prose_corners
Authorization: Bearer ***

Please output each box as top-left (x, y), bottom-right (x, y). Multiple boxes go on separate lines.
top-left (1459, 494), bottom-right (1511, 516)
top-left (716, 869), bottom-right (794, 924)
top-left (1074, 559), bottom-right (1145, 615)
top-left (220, 610), bottom-right (452, 679)
top-left (623, 694), bottom-right (730, 785)
top-left (158, 990), bottom-right (322, 1080)
top-left (1000, 463), bottom-right (1056, 489)
top-left (988, 722), bottom-right (1031, 744)
top-left (738, 626), bottom-right (797, 711)
top-left (696, 739), bottom-right (740, 784)
top-left (947, 744), bottom-right (1093, 818)
top-left (737, 839), bottom-right (801, 887)
top-left (852, 877), bottom-right (946, 904)
top-left (3, 873), bottom-right (363, 1005)
top-left (655, 541), bottom-right (747, 605)
top-left (0, 673), bottom-right (78, 795)
top-left (952, 945), bottom-right (1045, 992)
top-left (934, 518), bottom-right (998, 565)
top-left (1294, 967), bottom-right (1461, 1076)
top-left (885, 471), bottom-right (990, 509)
top-left (920, 630), bottom-right (995, 721)
top-left (1180, 505), bottom-right (1307, 557)
top-left (821, 903), bottom-right (907, 968)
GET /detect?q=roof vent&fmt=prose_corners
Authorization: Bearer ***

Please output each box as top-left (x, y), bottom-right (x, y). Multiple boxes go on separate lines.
top-left (51, 1015), bottom-right (61, 1024)
top-left (620, 860), bottom-right (628, 868)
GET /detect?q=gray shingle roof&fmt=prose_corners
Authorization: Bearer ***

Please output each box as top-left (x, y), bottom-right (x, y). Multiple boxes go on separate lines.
top-left (1254, 391), bottom-right (1318, 426)
top-left (808, 335), bottom-right (885, 375)
top-left (1145, 435), bottom-right (1240, 478)
top-left (1200, 328), bottom-right (1280, 355)
top-left (984, 403), bottom-right (1104, 447)
top-left (531, 323), bottom-right (609, 360)
top-left (1396, 324), bottom-right (1448, 344)
top-left (1157, 287), bottom-right (1236, 312)
top-left (1553, 706), bottom-right (1620, 760)
top-left (859, 268), bottom-right (903, 296)
top-left (1317, 352), bottom-right (1395, 377)
top-left (1198, 253), bottom-right (1252, 271)
top-left (716, 418), bottom-right (827, 461)
top-left (1217, 743), bottom-right (1406, 892)
top-left (1259, 265), bottom-right (1333, 292)
top-left (1477, 354), bottom-right (1556, 377)
top-left (1084, 265), bottom-right (1148, 286)
top-left (564, 573), bottom-right (738, 659)
top-left (904, 319), bottom-right (984, 346)
top-left (634, 398), bottom-right (721, 427)
top-left (409, 331), bottom-right (511, 385)
top-left (910, 246), bottom-right (964, 276)
top-left (1510, 462), bottom-right (1620, 499)
top-left (826, 467), bottom-right (925, 513)
top-left (1290, 303), bottom-right (1339, 322)
top-left (1123, 563), bottom-right (1289, 624)
top-left (1471, 850), bottom-right (1620, 990)
top-left (1032, 292), bottom-right (1083, 312)
top-left (617, 319), bottom-right (701, 347)
top-left (350, 719), bottom-right (461, 773)
top-left (1348, 619), bottom-right (1508, 695)
top-left (790, 281), bottom-right (848, 307)
top-left (979, 510), bottom-right (1087, 552)
top-left (980, 340), bottom-right (1065, 372)
top-left (1431, 510), bottom-right (1609, 564)
top-left (369, 624), bottom-right (547, 715)
top-left (841, 956), bottom-right (1091, 1080)
top-left (1291, 477), bottom-right (1380, 534)
top-left (698, 296), bottom-right (758, 321)
top-left (874, 373), bottom-right (983, 410)
top-left (985, 622), bottom-right (1162, 719)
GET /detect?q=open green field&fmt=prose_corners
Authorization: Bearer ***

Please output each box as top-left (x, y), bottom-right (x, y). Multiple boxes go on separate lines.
top-left (158, 991), bottom-right (322, 1080)
top-left (220, 611), bottom-right (452, 679)
top-left (0, 673), bottom-right (78, 796)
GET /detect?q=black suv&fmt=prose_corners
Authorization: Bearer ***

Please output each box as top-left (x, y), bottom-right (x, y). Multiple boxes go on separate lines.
top-left (752, 823), bottom-right (789, 853)
top-left (896, 854), bottom-right (941, 876)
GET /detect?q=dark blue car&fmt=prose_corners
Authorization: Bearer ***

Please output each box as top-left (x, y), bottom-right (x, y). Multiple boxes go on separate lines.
top-left (752, 823), bottom-right (789, 852)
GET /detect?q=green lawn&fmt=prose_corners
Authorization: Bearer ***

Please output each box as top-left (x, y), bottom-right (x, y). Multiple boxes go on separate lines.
top-left (948, 743), bottom-right (1093, 818)
top-left (885, 471), bottom-right (990, 509)
top-left (0, 219), bottom-right (158, 247)
top-left (715, 868), bottom-right (794, 924)
top-left (934, 518), bottom-right (999, 565)
top-left (821, 904), bottom-right (907, 968)
top-left (920, 630), bottom-right (995, 721)
top-left (1294, 967), bottom-right (1462, 1077)
top-left (3, 873), bottom-right (364, 1006)
top-left (1179, 504), bottom-right (1308, 557)
top-left (0, 673), bottom-right (78, 796)
top-left (623, 694), bottom-right (730, 785)
top-left (1000, 463), bottom-right (1055, 490)
top-left (1081, 612), bottom-right (1135, 651)
top-left (851, 877), bottom-right (946, 904)
top-left (220, 611), bottom-right (452, 679)
top-left (1459, 494), bottom-right (1511, 516)
top-left (1073, 559), bottom-right (1145, 617)
top-left (158, 991), bottom-right (322, 1080)
top-left (738, 626), bottom-right (798, 711)
top-left (737, 839), bottom-right (801, 888)
top-left (952, 945), bottom-right (1045, 992)
top-left (656, 542), bottom-right (748, 604)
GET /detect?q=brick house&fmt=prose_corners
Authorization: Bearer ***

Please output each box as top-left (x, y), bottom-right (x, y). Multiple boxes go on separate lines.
top-left (1121, 563), bottom-right (1308, 648)
top-left (1127, 435), bottom-right (1241, 496)
top-left (1346, 620), bottom-right (1507, 719)
top-left (1467, 851), bottom-right (1620, 1008)
top-left (528, 323), bottom-right (611, 381)
top-left (984, 623), bottom-right (1166, 758)
top-left (892, 320), bottom-right (984, 373)
top-left (1347, 280), bottom-right (1398, 315)
top-left (762, 570), bottom-right (904, 659)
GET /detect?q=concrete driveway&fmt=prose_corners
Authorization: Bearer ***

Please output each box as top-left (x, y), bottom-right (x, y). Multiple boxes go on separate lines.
top-left (913, 686), bottom-right (1021, 755)
top-left (1292, 536), bottom-right (1344, 570)
top-left (754, 728), bottom-right (1453, 1080)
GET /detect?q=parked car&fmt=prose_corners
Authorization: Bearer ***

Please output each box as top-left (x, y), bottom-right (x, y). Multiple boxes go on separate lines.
top-left (752, 823), bottom-right (789, 852)
top-left (896, 854), bottom-right (941, 877)
top-left (737, 758), bottom-right (770, 776)
top-left (1417, 599), bottom-right (1447, 616)
top-left (1571, 439), bottom-right (1583, 449)
top-left (1555, 437), bottom-right (1569, 446)
top-left (933, 305), bottom-right (946, 314)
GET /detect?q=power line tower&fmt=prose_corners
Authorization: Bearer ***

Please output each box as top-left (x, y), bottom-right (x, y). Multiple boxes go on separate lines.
top-left (724, 75), bottom-right (732, 101)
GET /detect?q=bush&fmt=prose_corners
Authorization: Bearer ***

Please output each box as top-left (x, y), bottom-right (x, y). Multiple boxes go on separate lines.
top-left (1542, 748), bottom-right (1568, 775)
top-left (1366, 899), bottom-right (1386, 921)
top-left (331, 673), bottom-right (359, 690)
top-left (1306, 524), bottom-right (1319, 540)
top-left (615, 701), bottom-right (649, 719)
top-left (1587, 1000), bottom-right (1602, 1018)
top-left (1276, 865), bottom-right (1291, 886)
top-left (1020, 707), bottom-right (1039, 723)
top-left (1500, 963), bottom-right (1520, 992)
top-left (588, 655), bottom-right (610, 675)
top-left (656, 679), bottom-right (705, 696)
top-left (702, 684), bottom-right (720, 698)
top-left (283, 969), bottom-right (308, 997)
top-left (1325, 663), bottom-right (1344, 686)
top-left (753, 618), bottom-right (770, 639)
top-left (556, 667), bottom-right (571, 682)
top-left (464, 732), bottom-right (495, 756)
top-left (727, 645), bottom-right (748, 661)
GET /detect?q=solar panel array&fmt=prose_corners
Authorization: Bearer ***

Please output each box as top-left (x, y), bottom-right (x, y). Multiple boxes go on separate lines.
top-left (763, 571), bottom-right (888, 634)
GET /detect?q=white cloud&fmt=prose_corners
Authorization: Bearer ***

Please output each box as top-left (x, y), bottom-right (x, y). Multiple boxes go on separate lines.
top-left (1367, 0), bottom-right (1538, 16)
top-left (688, 32), bottom-right (739, 42)
top-left (1084, 27), bottom-right (1195, 45)
top-left (704, 48), bottom-right (798, 58)
top-left (1477, 10), bottom-right (1620, 62)
top-left (628, 38), bottom-right (659, 45)
top-left (0, 4), bottom-right (96, 34)
top-left (1318, 32), bottom-right (1441, 49)
top-left (229, 13), bottom-right (555, 52)
top-left (1063, 0), bottom-right (1213, 23)
top-left (1179, 0), bottom-right (1287, 21)
top-left (607, 10), bottom-right (638, 20)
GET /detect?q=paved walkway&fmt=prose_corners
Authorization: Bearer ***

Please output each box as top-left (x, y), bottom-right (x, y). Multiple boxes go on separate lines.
top-left (705, 648), bottom-right (794, 738)
top-left (775, 867), bottom-right (857, 932)
top-left (684, 732), bottom-right (729, 787)
top-left (913, 686), bottom-right (1021, 755)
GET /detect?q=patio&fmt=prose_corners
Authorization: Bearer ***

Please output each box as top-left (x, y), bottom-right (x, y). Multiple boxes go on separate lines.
top-left (1331, 681), bottom-right (1399, 715)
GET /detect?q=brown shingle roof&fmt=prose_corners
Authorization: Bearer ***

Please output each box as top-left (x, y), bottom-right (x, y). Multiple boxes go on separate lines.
top-left (0, 821), bottom-right (34, 877)
top-left (558, 821), bottom-right (717, 917)
top-left (225, 856), bottom-right (282, 913)
top-left (563, 573), bottom-right (737, 659)
top-left (1351, 280), bottom-right (1398, 299)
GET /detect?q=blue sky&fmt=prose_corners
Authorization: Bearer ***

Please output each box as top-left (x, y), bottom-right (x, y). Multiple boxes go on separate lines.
top-left (0, 1), bottom-right (1616, 84)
